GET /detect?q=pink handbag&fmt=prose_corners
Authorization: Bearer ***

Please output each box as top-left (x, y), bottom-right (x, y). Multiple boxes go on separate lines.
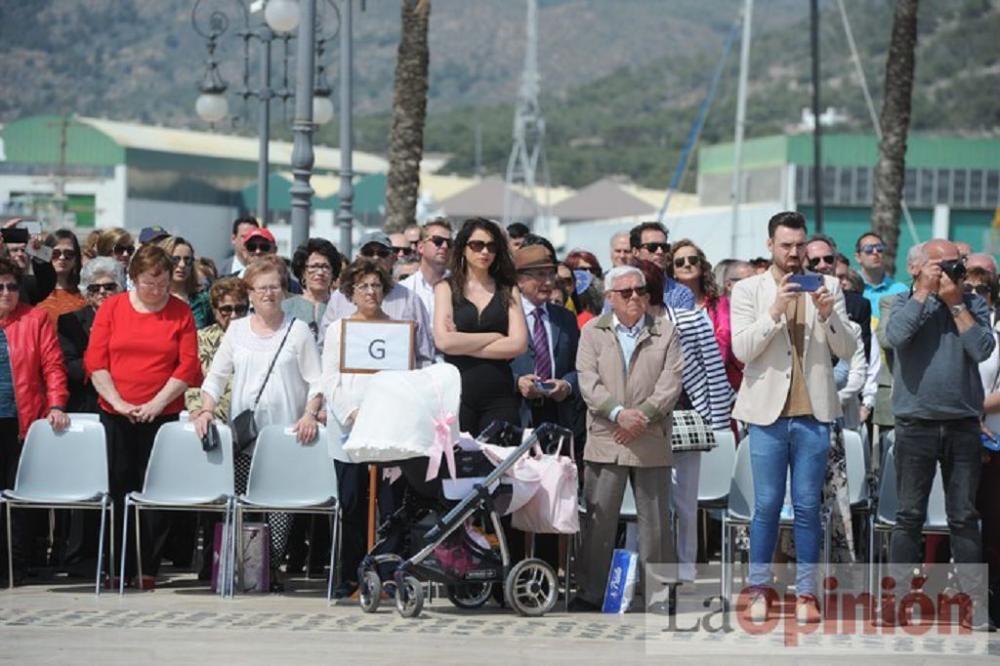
top-left (510, 437), bottom-right (580, 535)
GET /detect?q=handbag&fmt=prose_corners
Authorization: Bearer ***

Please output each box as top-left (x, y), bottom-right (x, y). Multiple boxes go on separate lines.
top-left (232, 319), bottom-right (295, 454)
top-left (670, 409), bottom-right (716, 452)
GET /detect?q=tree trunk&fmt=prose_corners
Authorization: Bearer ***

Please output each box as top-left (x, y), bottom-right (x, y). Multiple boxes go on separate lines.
top-left (384, 0), bottom-right (430, 233)
top-left (870, 0), bottom-right (918, 274)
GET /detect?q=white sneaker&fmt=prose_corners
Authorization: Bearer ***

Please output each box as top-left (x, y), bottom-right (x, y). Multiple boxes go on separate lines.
top-left (796, 595), bottom-right (821, 624)
top-left (748, 591), bottom-right (770, 622)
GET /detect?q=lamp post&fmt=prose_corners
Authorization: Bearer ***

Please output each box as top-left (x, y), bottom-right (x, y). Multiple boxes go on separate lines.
top-left (192, 0), bottom-right (339, 249)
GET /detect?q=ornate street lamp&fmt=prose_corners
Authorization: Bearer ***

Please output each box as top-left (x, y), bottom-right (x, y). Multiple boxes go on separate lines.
top-left (192, 0), bottom-right (339, 242)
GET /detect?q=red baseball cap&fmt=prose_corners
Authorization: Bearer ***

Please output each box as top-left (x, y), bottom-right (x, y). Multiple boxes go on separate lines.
top-left (243, 227), bottom-right (276, 245)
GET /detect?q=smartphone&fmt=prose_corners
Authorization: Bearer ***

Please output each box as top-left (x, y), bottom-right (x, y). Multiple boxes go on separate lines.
top-left (0, 227), bottom-right (30, 244)
top-left (789, 273), bottom-right (822, 293)
top-left (15, 220), bottom-right (42, 236)
top-left (534, 380), bottom-right (557, 392)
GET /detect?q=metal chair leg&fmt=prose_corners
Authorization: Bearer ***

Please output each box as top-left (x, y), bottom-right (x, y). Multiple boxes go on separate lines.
top-left (326, 510), bottom-right (337, 603)
top-left (234, 506), bottom-right (244, 596)
top-left (95, 498), bottom-right (108, 595)
top-left (108, 504), bottom-right (116, 589)
top-left (134, 504), bottom-right (144, 589)
top-left (6, 503), bottom-right (13, 590)
top-left (119, 498), bottom-right (130, 595)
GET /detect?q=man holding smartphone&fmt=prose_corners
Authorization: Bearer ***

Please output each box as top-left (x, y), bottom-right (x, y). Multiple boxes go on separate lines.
top-left (730, 211), bottom-right (857, 624)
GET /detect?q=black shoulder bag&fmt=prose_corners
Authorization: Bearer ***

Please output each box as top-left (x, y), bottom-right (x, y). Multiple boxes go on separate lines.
top-left (232, 319), bottom-right (296, 454)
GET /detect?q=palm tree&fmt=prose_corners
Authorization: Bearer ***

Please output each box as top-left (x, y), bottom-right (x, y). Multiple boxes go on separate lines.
top-left (870, 0), bottom-right (919, 272)
top-left (383, 0), bottom-right (430, 233)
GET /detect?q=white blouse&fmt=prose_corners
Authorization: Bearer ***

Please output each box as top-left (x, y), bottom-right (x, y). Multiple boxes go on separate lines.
top-left (321, 317), bottom-right (375, 432)
top-left (203, 315), bottom-right (322, 443)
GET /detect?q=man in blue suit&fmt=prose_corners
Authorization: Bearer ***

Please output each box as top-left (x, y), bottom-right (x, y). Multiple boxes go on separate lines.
top-left (511, 245), bottom-right (581, 444)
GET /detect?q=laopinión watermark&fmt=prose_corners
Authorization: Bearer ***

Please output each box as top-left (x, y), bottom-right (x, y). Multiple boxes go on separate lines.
top-left (640, 563), bottom-right (995, 655)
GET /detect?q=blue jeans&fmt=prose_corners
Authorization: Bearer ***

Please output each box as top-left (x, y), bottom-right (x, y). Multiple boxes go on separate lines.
top-left (747, 417), bottom-right (830, 595)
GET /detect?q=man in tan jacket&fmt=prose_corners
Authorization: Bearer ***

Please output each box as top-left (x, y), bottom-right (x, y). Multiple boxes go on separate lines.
top-left (573, 265), bottom-right (684, 611)
top-left (730, 211), bottom-right (856, 624)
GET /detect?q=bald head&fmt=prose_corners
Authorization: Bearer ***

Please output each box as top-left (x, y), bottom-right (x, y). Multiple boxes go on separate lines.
top-left (908, 239), bottom-right (958, 277)
top-left (967, 252), bottom-right (997, 278)
top-left (955, 241), bottom-right (972, 260)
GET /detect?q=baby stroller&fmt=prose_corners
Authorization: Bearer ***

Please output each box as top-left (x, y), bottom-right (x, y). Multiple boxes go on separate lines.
top-left (356, 421), bottom-right (571, 618)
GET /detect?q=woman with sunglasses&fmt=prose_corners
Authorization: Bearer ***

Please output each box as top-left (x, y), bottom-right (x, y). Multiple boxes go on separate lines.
top-left (37, 229), bottom-right (86, 326)
top-left (159, 236), bottom-right (212, 329)
top-left (94, 227), bottom-right (134, 269)
top-left (669, 239), bottom-right (740, 391)
top-left (434, 218), bottom-right (527, 434)
top-left (58, 257), bottom-right (125, 414)
top-left (283, 238), bottom-right (342, 340)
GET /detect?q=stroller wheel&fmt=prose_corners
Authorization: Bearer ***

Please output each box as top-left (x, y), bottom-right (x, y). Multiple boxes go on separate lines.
top-left (359, 570), bottom-right (383, 613)
top-left (395, 575), bottom-right (424, 618)
top-left (505, 559), bottom-right (558, 617)
top-left (446, 582), bottom-right (494, 609)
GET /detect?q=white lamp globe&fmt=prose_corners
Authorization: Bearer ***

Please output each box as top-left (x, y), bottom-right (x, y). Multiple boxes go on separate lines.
top-left (265, 0), bottom-right (300, 33)
top-left (313, 96), bottom-right (335, 126)
top-left (196, 93), bottom-right (229, 123)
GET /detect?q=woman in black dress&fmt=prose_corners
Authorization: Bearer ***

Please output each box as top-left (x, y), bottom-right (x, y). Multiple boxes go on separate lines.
top-left (433, 218), bottom-right (528, 435)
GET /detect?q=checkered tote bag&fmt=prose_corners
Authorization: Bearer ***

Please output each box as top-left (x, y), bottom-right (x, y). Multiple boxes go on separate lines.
top-left (670, 409), bottom-right (716, 452)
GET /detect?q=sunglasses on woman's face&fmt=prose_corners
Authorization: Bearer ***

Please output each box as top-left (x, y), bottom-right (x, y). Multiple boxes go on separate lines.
top-left (216, 303), bottom-right (249, 317)
top-left (673, 255), bottom-right (699, 269)
top-left (52, 249), bottom-right (77, 261)
top-left (0, 282), bottom-right (19, 294)
top-left (466, 240), bottom-right (498, 254)
top-left (964, 283), bottom-right (991, 298)
top-left (86, 282), bottom-right (119, 295)
top-left (113, 244), bottom-right (133, 256)
top-left (171, 255), bottom-right (194, 266)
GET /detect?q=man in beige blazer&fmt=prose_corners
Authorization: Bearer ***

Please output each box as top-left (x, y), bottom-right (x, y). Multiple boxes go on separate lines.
top-left (730, 211), bottom-right (857, 624)
top-left (572, 265), bottom-right (684, 612)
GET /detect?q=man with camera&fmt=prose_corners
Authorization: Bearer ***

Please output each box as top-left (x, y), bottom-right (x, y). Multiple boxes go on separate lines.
top-left (884, 239), bottom-right (995, 629)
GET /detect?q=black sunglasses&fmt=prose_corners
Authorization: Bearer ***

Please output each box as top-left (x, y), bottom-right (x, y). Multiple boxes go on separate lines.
top-left (964, 283), bottom-right (992, 297)
top-left (673, 256), bottom-right (699, 269)
top-left (427, 235), bottom-right (452, 248)
top-left (216, 303), bottom-right (249, 317)
top-left (0, 282), bottom-right (19, 294)
top-left (171, 255), bottom-right (194, 266)
top-left (245, 241), bottom-right (273, 254)
top-left (640, 242), bottom-right (670, 254)
top-left (360, 245), bottom-right (392, 259)
top-left (466, 240), bottom-right (498, 254)
top-left (113, 244), bottom-right (133, 256)
top-left (392, 245), bottom-right (414, 257)
top-left (610, 286), bottom-right (649, 299)
top-left (52, 249), bottom-right (78, 260)
top-left (860, 243), bottom-right (886, 255)
top-left (86, 282), bottom-right (119, 295)
top-left (808, 255), bottom-right (836, 268)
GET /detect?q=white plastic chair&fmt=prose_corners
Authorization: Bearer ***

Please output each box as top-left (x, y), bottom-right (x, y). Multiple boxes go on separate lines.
top-left (2, 416), bottom-right (112, 594)
top-left (120, 421), bottom-right (235, 597)
top-left (235, 424), bottom-right (340, 601)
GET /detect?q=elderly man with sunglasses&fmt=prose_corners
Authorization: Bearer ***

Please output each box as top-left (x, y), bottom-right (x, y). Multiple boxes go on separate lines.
top-left (572, 264), bottom-right (683, 612)
top-left (400, 218), bottom-right (452, 324)
top-left (318, 230), bottom-right (434, 366)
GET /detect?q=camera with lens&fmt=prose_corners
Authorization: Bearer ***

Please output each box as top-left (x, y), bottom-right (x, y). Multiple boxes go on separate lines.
top-left (939, 259), bottom-right (967, 284)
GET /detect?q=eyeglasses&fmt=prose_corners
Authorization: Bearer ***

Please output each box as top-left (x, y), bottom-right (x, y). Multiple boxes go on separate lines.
top-left (640, 242), bottom-right (670, 254)
top-left (466, 240), bottom-right (498, 254)
top-left (171, 255), bottom-right (194, 266)
top-left (808, 255), bottom-right (836, 268)
top-left (354, 282), bottom-right (384, 293)
top-left (0, 282), bottom-right (18, 294)
top-left (252, 285), bottom-right (282, 294)
top-left (964, 283), bottom-right (992, 297)
top-left (360, 245), bottom-right (392, 259)
top-left (392, 246), bottom-right (414, 257)
top-left (860, 243), bottom-right (886, 255)
top-left (610, 286), bottom-right (649, 299)
top-left (216, 303), bottom-right (249, 317)
top-left (113, 244), bottom-right (133, 256)
top-left (673, 256), bottom-right (699, 269)
top-left (427, 235), bottom-right (451, 248)
top-left (52, 249), bottom-right (77, 260)
top-left (245, 241), bottom-right (273, 254)
top-left (305, 263), bottom-right (332, 273)
top-left (86, 282), bottom-right (119, 295)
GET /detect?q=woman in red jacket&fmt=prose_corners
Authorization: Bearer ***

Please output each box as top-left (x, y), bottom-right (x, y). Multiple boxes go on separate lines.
top-left (0, 257), bottom-right (70, 585)
top-left (85, 244), bottom-right (202, 588)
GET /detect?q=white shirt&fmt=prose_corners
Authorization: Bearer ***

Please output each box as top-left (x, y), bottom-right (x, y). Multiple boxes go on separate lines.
top-left (521, 296), bottom-right (555, 375)
top-left (400, 269), bottom-right (437, 326)
top-left (318, 283), bottom-right (434, 367)
top-left (321, 317), bottom-right (376, 435)
top-left (202, 315), bottom-right (322, 452)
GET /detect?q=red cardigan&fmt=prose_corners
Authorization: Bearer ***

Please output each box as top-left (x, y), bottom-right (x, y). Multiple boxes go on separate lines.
top-left (84, 293), bottom-right (202, 416)
top-left (0, 303), bottom-right (69, 440)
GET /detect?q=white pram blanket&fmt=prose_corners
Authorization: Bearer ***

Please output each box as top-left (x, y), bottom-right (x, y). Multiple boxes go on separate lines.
top-left (343, 363), bottom-right (462, 466)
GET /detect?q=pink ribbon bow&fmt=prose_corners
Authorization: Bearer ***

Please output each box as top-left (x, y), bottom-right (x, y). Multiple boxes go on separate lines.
top-left (425, 412), bottom-right (457, 482)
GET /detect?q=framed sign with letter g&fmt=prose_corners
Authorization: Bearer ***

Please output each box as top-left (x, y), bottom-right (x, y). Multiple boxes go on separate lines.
top-left (339, 319), bottom-right (416, 373)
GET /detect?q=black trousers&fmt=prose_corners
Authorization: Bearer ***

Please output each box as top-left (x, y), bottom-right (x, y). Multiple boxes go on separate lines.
top-left (101, 411), bottom-right (178, 579)
top-left (0, 417), bottom-right (26, 577)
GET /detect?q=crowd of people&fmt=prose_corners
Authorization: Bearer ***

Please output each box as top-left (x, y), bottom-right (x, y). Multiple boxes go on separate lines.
top-left (0, 211), bottom-right (996, 629)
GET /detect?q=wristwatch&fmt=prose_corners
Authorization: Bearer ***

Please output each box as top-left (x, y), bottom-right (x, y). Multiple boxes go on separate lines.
top-left (949, 303), bottom-right (967, 317)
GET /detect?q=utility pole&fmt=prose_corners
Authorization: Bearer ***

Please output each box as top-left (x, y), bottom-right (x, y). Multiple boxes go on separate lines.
top-left (729, 0), bottom-right (752, 256)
